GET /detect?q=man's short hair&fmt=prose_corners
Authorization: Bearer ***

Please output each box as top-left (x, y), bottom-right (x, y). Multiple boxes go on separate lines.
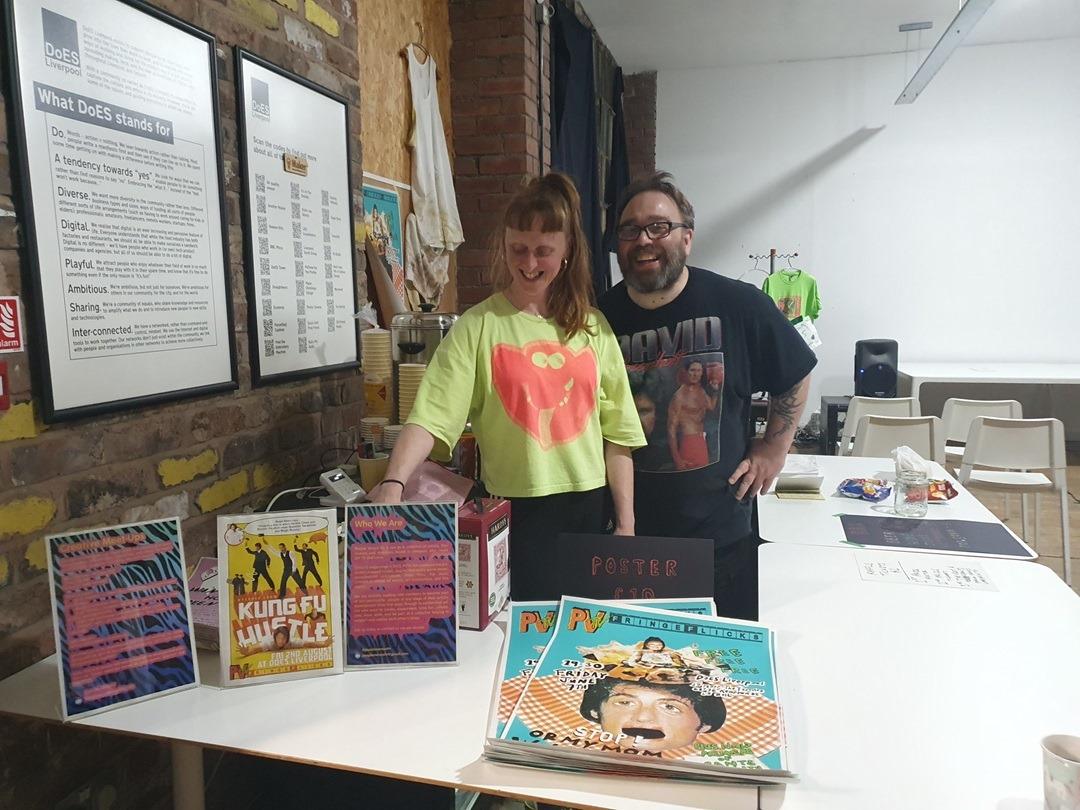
top-left (579, 677), bottom-right (727, 732)
top-left (616, 171), bottom-right (695, 230)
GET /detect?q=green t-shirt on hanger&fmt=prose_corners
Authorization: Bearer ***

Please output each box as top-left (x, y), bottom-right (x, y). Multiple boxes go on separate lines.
top-left (762, 269), bottom-right (821, 322)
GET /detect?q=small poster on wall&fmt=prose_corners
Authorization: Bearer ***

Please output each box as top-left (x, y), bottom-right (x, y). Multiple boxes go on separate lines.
top-left (236, 49), bottom-right (359, 384)
top-left (3, 0), bottom-right (236, 421)
top-left (362, 184), bottom-right (405, 301)
top-left (45, 518), bottom-right (199, 720)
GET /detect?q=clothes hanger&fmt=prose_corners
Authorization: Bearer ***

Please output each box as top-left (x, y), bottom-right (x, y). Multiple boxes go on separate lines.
top-left (738, 256), bottom-right (769, 282)
top-left (402, 22), bottom-right (439, 77)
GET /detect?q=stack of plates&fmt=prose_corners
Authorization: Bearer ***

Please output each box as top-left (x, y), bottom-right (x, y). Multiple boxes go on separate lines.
top-left (382, 424), bottom-right (404, 449)
top-left (361, 328), bottom-right (393, 382)
top-left (360, 416), bottom-right (389, 449)
top-left (397, 363), bottom-right (427, 423)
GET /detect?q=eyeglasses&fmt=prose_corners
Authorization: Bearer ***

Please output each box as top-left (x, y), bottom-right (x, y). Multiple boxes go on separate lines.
top-left (616, 220), bottom-right (691, 241)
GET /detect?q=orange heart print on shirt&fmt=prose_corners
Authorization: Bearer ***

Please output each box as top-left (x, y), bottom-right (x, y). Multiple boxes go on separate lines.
top-left (492, 341), bottom-right (598, 451)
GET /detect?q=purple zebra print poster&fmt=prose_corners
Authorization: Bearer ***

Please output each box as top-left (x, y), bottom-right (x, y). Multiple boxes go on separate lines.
top-left (46, 518), bottom-right (199, 719)
top-left (345, 503), bottom-right (458, 668)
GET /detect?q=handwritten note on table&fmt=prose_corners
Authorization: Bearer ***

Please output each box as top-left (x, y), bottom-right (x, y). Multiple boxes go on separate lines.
top-left (854, 551), bottom-right (998, 591)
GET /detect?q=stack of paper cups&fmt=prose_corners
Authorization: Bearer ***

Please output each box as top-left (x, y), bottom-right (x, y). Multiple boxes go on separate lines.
top-left (361, 328), bottom-right (393, 418)
top-left (360, 416), bottom-right (389, 449)
top-left (381, 424), bottom-right (404, 449)
top-left (397, 363), bottom-right (427, 424)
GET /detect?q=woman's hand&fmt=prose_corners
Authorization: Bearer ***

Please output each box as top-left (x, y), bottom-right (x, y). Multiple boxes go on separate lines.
top-left (368, 480), bottom-right (404, 504)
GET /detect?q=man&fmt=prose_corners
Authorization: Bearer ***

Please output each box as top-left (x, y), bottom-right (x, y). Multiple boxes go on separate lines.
top-left (245, 541), bottom-right (275, 593)
top-left (599, 172), bottom-right (815, 620)
top-left (277, 543), bottom-right (308, 600)
top-left (294, 541), bottom-right (323, 589)
top-left (578, 677), bottom-right (727, 754)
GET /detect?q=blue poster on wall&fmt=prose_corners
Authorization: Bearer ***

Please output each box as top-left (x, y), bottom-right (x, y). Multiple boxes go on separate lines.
top-left (362, 184), bottom-right (404, 297)
top-left (46, 518), bottom-right (199, 720)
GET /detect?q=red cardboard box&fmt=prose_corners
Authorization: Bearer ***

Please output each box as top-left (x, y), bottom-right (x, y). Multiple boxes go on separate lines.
top-left (457, 498), bottom-right (510, 630)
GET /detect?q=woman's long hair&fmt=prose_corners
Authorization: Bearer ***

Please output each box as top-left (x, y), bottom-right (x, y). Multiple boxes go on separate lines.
top-left (490, 173), bottom-right (594, 338)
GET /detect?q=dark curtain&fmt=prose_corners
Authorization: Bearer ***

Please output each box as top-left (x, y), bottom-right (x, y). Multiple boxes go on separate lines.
top-left (551, 3), bottom-right (605, 297)
top-left (603, 66), bottom-right (630, 256)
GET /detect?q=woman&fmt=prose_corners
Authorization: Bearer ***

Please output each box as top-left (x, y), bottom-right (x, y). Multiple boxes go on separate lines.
top-left (370, 173), bottom-right (645, 599)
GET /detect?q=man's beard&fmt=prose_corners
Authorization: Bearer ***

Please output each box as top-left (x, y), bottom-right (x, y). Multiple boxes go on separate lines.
top-left (620, 243), bottom-right (686, 293)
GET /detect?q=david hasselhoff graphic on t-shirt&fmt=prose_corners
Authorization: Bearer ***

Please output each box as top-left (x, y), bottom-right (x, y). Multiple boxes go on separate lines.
top-left (620, 317), bottom-right (723, 472)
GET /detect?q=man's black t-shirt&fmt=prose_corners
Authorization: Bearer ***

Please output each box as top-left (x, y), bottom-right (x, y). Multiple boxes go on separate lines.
top-left (599, 267), bottom-right (818, 545)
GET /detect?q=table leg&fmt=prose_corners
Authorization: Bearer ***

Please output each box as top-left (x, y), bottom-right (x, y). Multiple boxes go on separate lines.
top-left (171, 741), bottom-right (205, 810)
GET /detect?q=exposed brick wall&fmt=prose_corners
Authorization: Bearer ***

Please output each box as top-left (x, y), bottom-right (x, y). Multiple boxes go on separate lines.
top-left (448, 0), bottom-right (551, 309)
top-left (624, 71), bottom-right (657, 180)
top-left (0, 0), bottom-right (362, 805)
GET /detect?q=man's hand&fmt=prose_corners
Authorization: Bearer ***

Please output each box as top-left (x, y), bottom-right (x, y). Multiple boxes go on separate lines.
top-left (728, 438), bottom-right (788, 500)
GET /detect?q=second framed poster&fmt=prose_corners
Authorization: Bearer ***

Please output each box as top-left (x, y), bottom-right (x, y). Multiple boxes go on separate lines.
top-left (236, 50), bottom-right (359, 383)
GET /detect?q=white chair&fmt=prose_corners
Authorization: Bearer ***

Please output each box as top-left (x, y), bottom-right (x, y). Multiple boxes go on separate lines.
top-left (839, 396), bottom-right (920, 456)
top-left (941, 398), bottom-right (1023, 465)
top-left (959, 417), bottom-right (1071, 586)
top-left (851, 415), bottom-right (945, 464)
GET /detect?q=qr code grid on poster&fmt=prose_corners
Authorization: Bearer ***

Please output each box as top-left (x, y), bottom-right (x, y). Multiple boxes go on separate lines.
top-left (295, 280), bottom-right (304, 296)
top-left (256, 196), bottom-right (266, 214)
top-left (297, 299), bottom-right (306, 315)
top-left (292, 242), bottom-right (303, 259)
top-left (323, 245), bottom-right (332, 260)
top-left (257, 217), bottom-right (267, 235)
top-left (261, 279), bottom-right (271, 296)
top-left (298, 336), bottom-right (308, 353)
top-left (290, 183), bottom-right (300, 200)
top-left (321, 190), bottom-right (329, 205)
top-left (263, 339), bottom-right (274, 357)
top-left (255, 174), bottom-right (265, 193)
top-left (292, 222), bottom-right (301, 239)
top-left (258, 236), bottom-right (269, 255)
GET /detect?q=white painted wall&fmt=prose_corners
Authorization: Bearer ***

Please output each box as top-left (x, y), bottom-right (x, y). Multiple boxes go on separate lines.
top-left (656, 37), bottom-right (1080, 424)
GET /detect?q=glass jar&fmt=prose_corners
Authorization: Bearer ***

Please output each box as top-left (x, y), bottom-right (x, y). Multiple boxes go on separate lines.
top-left (894, 470), bottom-right (929, 518)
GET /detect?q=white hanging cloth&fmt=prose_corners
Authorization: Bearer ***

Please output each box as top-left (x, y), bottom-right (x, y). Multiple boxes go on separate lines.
top-left (407, 44), bottom-right (463, 262)
top-left (405, 212), bottom-right (450, 304)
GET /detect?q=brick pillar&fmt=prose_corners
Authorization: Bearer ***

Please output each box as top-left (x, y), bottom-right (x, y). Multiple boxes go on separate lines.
top-left (449, 0), bottom-right (550, 309)
top-left (624, 71), bottom-right (657, 180)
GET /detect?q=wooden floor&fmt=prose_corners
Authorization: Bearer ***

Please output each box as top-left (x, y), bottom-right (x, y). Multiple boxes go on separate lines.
top-left (959, 448), bottom-right (1079, 596)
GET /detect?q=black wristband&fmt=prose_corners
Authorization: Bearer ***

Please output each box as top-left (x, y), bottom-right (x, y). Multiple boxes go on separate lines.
top-left (381, 478), bottom-right (405, 490)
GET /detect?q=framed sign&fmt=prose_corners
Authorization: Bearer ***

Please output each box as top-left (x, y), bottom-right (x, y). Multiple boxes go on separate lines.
top-left (235, 50), bottom-right (359, 384)
top-left (2, 0), bottom-right (236, 421)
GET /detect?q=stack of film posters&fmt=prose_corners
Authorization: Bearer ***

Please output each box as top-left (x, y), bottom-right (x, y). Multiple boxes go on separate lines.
top-left (486, 597), bottom-right (795, 785)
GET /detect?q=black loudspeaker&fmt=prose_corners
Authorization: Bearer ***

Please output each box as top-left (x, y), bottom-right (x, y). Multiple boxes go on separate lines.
top-left (854, 339), bottom-right (898, 397)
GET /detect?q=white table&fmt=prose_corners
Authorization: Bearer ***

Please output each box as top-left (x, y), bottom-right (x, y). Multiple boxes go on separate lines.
top-left (898, 361), bottom-right (1080, 403)
top-left (758, 455), bottom-right (1036, 560)
top-left (0, 622), bottom-right (758, 810)
top-left (758, 543), bottom-right (1080, 810)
